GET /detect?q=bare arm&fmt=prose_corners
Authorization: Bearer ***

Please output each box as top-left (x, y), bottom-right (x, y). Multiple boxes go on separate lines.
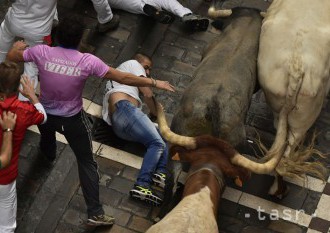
top-left (19, 76), bottom-right (47, 124)
top-left (19, 75), bottom-right (40, 104)
top-left (139, 86), bottom-right (157, 116)
top-left (7, 41), bottom-right (28, 63)
top-left (0, 111), bottom-right (17, 169)
top-left (104, 67), bottom-right (175, 92)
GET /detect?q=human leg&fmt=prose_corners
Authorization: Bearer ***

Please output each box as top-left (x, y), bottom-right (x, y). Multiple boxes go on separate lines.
top-left (62, 111), bottom-right (114, 225)
top-left (0, 181), bottom-right (17, 233)
top-left (111, 100), bottom-right (166, 187)
top-left (91, 0), bottom-right (119, 32)
top-left (155, 130), bottom-right (169, 174)
top-left (143, 0), bottom-right (191, 17)
top-left (18, 37), bottom-right (43, 101)
top-left (152, 130), bottom-right (169, 189)
top-left (0, 20), bottom-right (15, 63)
top-left (37, 116), bottom-right (57, 161)
top-left (108, 0), bottom-right (145, 14)
top-left (111, 100), bottom-right (165, 205)
top-left (143, 0), bottom-right (209, 31)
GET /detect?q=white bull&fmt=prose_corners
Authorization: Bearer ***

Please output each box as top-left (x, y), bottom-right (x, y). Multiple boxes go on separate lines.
top-left (258, 0), bottom-right (330, 195)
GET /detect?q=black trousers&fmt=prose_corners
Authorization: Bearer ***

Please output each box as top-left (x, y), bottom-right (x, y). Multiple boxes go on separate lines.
top-left (38, 110), bottom-right (104, 218)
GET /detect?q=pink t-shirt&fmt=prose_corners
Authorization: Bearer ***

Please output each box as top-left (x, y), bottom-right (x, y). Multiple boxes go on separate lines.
top-left (24, 45), bottom-right (109, 116)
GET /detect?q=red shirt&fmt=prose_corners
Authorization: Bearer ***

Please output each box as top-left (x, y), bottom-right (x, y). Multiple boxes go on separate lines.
top-left (0, 95), bottom-right (44, 184)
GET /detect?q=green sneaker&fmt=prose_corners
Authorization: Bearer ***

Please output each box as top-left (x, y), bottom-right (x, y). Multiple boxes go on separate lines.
top-left (152, 172), bottom-right (166, 189)
top-left (87, 214), bottom-right (115, 226)
top-left (130, 185), bottom-right (163, 206)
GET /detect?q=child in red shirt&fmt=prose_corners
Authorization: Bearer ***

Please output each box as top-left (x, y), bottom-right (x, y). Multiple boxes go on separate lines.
top-left (0, 61), bottom-right (47, 232)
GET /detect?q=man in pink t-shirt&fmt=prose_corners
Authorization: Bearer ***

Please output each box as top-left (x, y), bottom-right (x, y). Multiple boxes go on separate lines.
top-left (7, 15), bottom-right (175, 227)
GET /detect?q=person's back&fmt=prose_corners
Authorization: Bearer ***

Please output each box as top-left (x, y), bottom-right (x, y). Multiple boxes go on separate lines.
top-left (24, 45), bottom-right (108, 116)
top-left (6, 0), bottom-right (57, 37)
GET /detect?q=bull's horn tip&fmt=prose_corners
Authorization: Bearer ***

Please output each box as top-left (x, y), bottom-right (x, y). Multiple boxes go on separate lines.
top-left (172, 153), bottom-right (180, 161)
top-left (234, 177), bottom-right (243, 187)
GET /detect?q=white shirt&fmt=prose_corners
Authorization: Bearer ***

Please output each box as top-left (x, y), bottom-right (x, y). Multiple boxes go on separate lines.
top-left (6, 0), bottom-right (57, 36)
top-left (102, 60), bottom-right (147, 125)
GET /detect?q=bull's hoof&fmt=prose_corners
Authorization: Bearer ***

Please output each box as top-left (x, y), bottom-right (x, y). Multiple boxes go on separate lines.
top-left (268, 185), bottom-right (290, 200)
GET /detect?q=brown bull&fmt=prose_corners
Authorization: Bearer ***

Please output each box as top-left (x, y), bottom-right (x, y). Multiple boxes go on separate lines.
top-left (146, 110), bottom-right (250, 233)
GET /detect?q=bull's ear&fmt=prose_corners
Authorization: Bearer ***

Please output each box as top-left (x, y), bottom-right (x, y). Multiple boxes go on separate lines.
top-left (172, 153), bottom-right (180, 161)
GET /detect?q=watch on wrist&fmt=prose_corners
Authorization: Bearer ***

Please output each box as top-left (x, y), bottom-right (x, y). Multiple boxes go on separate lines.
top-left (3, 128), bottom-right (13, 133)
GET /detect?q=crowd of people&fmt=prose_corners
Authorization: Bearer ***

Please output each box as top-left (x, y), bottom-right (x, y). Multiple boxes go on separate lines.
top-left (0, 0), bottom-right (210, 231)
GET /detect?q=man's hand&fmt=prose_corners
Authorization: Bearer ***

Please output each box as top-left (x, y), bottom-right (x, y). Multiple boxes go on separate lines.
top-left (0, 111), bottom-right (17, 131)
top-left (154, 80), bottom-right (175, 92)
top-left (7, 40), bottom-right (27, 62)
top-left (13, 40), bottom-right (28, 51)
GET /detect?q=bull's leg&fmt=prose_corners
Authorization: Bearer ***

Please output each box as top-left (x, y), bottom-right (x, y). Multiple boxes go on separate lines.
top-left (268, 174), bottom-right (289, 199)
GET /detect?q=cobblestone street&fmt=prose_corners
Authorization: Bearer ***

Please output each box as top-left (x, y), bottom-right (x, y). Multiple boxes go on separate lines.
top-left (1, 0), bottom-right (330, 232)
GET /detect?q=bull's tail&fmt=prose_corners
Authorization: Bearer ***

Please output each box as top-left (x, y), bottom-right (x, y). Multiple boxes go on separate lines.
top-left (231, 47), bottom-right (305, 174)
top-left (276, 132), bottom-right (327, 182)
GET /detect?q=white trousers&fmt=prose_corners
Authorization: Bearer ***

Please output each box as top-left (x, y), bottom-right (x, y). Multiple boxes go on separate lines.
top-left (0, 19), bottom-right (41, 101)
top-left (91, 0), bottom-right (114, 23)
top-left (0, 181), bottom-right (17, 233)
top-left (108, 0), bottom-right (192, 17)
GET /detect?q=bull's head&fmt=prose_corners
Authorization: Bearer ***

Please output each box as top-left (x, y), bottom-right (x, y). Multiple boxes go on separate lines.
top-left (169, 136), bottom-right (251, 186)
top-left (156, 100), bottom-right (286, 175)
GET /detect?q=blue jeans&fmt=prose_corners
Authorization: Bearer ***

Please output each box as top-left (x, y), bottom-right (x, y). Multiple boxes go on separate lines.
top-left (111, 100), bottom-right (168, 187)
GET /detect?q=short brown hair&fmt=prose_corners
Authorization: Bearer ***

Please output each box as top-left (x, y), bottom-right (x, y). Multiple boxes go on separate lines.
top-left (0, 61), bottom-right (21, 94)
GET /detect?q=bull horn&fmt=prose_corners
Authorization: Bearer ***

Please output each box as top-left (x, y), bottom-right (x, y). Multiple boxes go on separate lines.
top-left (155, 95), bottom-right (287, 173)
top-left (231, 106), bottom-right (289, 174)
top-left (154, 99), bottom-right (197, 149)
top-left (208, 6), bottom-right (232, 19)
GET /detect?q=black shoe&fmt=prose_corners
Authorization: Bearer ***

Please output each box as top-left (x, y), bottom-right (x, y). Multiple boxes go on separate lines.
top-left (96, 14), bottom-right (120, 33)
top-left (87, 214), bottom-right (115, 226)
top-left (143, 4), bottom-right (175, 24)
top-left (182, 13), bottom-right (209, 31)
top-left (130, 185), bottom-right (163, 206)
top-left (152, 172), bottom-right (166, 189)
